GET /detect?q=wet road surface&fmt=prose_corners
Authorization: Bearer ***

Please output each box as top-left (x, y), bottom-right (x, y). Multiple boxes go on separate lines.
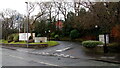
top-left (1, 44), bottom-right (120, 66)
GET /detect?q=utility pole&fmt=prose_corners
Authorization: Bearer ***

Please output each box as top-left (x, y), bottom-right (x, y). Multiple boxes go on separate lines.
top-left (25, 2), bottom-right (29, 48)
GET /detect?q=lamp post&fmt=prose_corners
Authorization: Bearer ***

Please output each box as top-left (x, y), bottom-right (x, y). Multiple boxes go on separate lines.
top-left (25, 2), bottom-right (29, 48)
top-left (95, 25), bottom-right (108, 53)
top-left (48, 30), bottom-right (51, 41)
top-left (95, 25), bottom-right (98, 40)
top-left (95, 25), bottom-right (98, 28)
top-left (45, 31), bottom-right (47, 37)
top-left (45, 31), bottom-right (47, 33)
top-left (103, 33), bottom-right (108, 53)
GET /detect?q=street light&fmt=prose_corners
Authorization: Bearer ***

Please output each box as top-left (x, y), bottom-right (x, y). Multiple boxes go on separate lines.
top-left (95, 25), bottom-right (98, 28)
top-left (95, 25), bottom-right (98, 40)
top-left (45, 31), bottom-right (47, 37)
top-left (103, 33), bottom-right (108, 53)
top-left (95, 25), bottom-right (108, 53)
top-left (25, 2), bottom-right (29, 48)
top-left (48, 30), bottom-right (50, 33)
top-left (45, 31), bottom-right (47, 34)
top-left (48, 30), bottom-right (51, 41)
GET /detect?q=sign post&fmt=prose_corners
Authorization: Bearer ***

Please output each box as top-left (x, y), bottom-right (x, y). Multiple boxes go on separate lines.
top-left (99, 34), bottom-right (109, 53)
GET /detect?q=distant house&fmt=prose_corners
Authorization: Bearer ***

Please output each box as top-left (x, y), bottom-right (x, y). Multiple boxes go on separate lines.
top-left (55, 20), bottom-right (63, 29)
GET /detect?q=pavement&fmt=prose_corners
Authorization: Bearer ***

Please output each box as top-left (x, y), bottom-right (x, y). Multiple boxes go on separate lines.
top-left (1, 41), bottom-right (120, 64)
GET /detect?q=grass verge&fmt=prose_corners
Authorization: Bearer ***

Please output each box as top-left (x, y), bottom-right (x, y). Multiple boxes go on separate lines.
top-left (30, 41), bottom-right (59, 47)
top-left (0, 39), bottom-right (59, 47)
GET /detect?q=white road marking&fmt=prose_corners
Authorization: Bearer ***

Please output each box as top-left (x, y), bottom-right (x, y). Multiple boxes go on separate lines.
top-left (36, 61), bottom-right (59, 66)
top-left (8, 55), bottom-right (59, 66)
top-left (9, 47), bottom-right (76, 59)
top-left (17, 49), bottom-right (29, 53)
top-left (9, 55), bottom-right (26, 60)
top-left (56, 47), bottom-right (71, 52)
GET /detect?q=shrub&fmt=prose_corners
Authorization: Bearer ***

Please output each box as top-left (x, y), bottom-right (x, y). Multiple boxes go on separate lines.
top-left (8, 35), bottom-right (14, 42)
top-left (82, 40), bottom-right (103, 48)
top-left (54, 35), bottom-right (59, 40)
top-left (70, 29), bottom-right (79, 39)
top-left (29, 36), bottom-right (33, 40)
top-left (75, 38), bottom-right (85, 42)
top-left (0, 39), bottom-right (8, 43)
top-left (13, 34), bottom-right (19, 42)
top-left (8, 34), bottom-right (19, 42)
top-left (28, 39), bottom-right (34, 43)
top-left (54, 35), bottom-right (59, 38)
top-left (51, 32), bottom-right (55, 38)
top-left (81, 35), bottom-right (96, 40)
top-left (108, 43), bottom-right (120, 52)
top-left (37, 34), bottom-right (41, 37)
top-left (60, 37), bottom-right (70, 41)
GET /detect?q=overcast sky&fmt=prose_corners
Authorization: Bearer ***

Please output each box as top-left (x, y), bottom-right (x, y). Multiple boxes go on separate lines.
top-left (0, 0), bottom-right (26, 15)
top-left (0, 0), bottom-right (73, 20)
top-left (0, 0), bottom-right (119, 15)
top-left (0, 0), bottom-right (54, 15)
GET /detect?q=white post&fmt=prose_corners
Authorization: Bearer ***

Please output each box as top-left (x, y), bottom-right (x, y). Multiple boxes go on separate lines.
top-left (25, 2), bottom-right (29, 48)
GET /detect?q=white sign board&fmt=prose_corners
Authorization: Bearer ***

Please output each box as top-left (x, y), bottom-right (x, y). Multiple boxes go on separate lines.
top-left (35, 37), bottom-right (47, 43)
top-left (19, 33), bottom-right (35, 41)
top-left (99, 34), bottom-right (109, 43)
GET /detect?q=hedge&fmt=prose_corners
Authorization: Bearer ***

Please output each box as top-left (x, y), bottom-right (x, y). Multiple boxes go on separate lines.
top-left (82, 40), bottom-right (103, 48)
top-left (107, 43), bottom-right (120, 52)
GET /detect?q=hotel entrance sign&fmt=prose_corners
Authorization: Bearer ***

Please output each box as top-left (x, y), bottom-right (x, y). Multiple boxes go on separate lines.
top-left (99, 34), bottom-right (109, 43)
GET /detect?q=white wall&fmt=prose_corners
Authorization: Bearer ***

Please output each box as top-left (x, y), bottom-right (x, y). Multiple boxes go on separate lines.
top-left (35, 37), bottom-right (47, 43)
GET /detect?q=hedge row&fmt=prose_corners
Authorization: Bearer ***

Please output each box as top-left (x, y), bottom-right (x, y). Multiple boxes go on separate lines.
top-left (82, 40), bottom-right (103, 48)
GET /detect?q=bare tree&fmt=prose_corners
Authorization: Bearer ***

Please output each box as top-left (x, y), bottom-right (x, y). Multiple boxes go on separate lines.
top-left (0, 9), bottom-right (22, 39)
top-left (0, 9), bottom-right (20, 29)
top-left (54, 1), bottom-right (73, 21)
top-left (25, 2), bottom-right (48, 38)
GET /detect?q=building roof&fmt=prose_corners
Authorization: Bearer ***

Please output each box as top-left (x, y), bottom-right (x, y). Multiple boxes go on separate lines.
top-left (55, 20), bottom-right (63, 29)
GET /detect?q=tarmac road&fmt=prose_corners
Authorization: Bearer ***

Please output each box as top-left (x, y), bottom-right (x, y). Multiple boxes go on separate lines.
top-left (1, 45), bottom-right (120, 67)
